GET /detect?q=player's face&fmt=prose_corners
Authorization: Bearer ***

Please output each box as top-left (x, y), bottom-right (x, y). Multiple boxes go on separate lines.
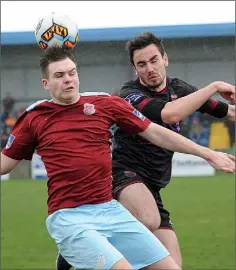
top-left (133, 44), bottom-right (168, 91)
top-left (42, 58), bottom-right (80, 105)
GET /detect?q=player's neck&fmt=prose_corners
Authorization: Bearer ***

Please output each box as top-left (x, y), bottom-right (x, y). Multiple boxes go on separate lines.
top-left (52, 94), bottom-right (80, 106)
top-left (153, 79), bottom-right (167, 93)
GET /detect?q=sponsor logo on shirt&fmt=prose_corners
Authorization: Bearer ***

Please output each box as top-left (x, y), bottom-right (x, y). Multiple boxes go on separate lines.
top-left (6, 134), bottom-right (15, 149)
top-left (133, 109), bottom-right (146, 121)
top-left (124, 171), bottom-right (137, 178)
top-left (83, 103), bottom-right (95, 115)
top-left (125, 93), bottom-right (145, 103)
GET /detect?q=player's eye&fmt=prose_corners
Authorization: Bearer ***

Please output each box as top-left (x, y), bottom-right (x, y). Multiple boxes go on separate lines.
top-left (137, 63), bottom-right (145, 68)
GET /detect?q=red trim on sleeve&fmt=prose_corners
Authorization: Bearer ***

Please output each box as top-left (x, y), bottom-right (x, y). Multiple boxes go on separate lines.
top-left (209, 99), bottom-right (218, 111)
top-left (137, 98), bottom-right (152, 111)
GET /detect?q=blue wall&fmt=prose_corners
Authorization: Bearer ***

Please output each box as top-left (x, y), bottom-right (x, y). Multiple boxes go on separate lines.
top-left (1, 23), bottom-right (235, 45)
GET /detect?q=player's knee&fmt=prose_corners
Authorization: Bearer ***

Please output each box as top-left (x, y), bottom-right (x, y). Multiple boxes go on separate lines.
top-left (173, 253), bottom-right (182, 269)
top-left (177, 258), bottom-right (182, 269)
top-left (141, 215), bottom-right (161, 233)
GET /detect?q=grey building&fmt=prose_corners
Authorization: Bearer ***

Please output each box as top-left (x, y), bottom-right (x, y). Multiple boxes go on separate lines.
top-left (1, 22), bottom-right (235, 110)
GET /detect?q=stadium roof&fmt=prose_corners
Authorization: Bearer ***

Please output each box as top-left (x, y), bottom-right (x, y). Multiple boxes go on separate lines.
top-left (1, 22), bottom-right (235, 45)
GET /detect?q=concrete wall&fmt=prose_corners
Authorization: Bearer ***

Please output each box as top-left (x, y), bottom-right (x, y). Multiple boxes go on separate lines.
top-left (1, 36), bottom-right (234, 109)
top-left (1, 41), bottom-right (132, 108)
top-left (1, 36), bottom-right (234, 179)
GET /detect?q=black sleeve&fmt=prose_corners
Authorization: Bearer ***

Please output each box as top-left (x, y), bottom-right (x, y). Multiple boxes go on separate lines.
top-left (197, 99), bottom-right (229, 118)
top-left (175, 78), bottom-right (229, 118)
top-left (119, 82), bottom-right (168, 123)
top-left (141, 99), bottom-right (167, 123)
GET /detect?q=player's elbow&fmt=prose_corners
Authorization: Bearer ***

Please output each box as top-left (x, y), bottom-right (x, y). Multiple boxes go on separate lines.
top-left (161, 107), bottom-right (181, 124)
top-left (1, 162), bottom-right (10, 175)
top-left (1, 153), bottom-right (19, 175)
top-left (1, 167), bottom-right (9, 176)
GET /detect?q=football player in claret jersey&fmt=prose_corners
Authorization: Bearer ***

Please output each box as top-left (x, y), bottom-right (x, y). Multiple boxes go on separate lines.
top-left (111, 32), bottom-right (235, 268)
top-left (1, 46), bottom-right (234, 270)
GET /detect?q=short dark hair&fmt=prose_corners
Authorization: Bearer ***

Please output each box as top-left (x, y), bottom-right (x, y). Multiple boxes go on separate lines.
top-left (125, 32), bottom-right (165, 65)
top-left (40, 46), bottom-right (77, 78)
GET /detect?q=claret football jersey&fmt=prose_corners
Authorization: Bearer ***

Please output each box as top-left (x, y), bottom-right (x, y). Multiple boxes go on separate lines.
top-left (3, 93), bottom-right (150, 214)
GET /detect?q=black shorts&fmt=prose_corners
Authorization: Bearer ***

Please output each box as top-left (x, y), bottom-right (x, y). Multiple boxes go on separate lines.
top-left (112, 166), bottom-right (173, 230)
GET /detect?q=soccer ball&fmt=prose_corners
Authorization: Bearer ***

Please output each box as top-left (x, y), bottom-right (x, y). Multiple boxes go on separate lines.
top-left (35, 13), bottom-right (79, 51)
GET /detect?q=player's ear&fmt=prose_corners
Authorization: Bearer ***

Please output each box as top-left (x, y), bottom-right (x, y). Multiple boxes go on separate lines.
top-left (42, 79), bottom-right (49, 91)
top-left (163, 53), bottom-right (168, 67)
top-left (134, 67), bottom-right (138, 75)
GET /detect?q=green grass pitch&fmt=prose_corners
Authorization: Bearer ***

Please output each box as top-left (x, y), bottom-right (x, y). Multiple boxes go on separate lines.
top-left (1, 173), bottom-right (235, 269)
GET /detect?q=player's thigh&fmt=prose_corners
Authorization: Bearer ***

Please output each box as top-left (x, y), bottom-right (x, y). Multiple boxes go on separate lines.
top-left (62, 229), bottom-right (125, 270)
top-left (111, 258), bottom-right (132, 270)
top-left (109, 202), bottom-right (170, 269)
top-left (116, 179), bottom-right (161, 230)
top-left (46, 210), bottom-right (124, 270)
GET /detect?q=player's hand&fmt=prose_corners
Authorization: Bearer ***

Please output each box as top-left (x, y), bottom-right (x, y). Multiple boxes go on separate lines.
top-left (207, 150), bottom-right (235, 173)
top-left (225, 104), bottom-right (235, 122)
top-left (213, 81), bottom-right (235, 104)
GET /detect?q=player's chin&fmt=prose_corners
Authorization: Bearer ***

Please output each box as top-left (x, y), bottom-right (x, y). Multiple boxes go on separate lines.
top-left (148, 81), bottom-right (162, 89)
top-left (147, 77), bottom-right (162, 85)
top-left (61, 92), bottom-right (77, 103)
top-left (62, 90), bottom-right (76, 97)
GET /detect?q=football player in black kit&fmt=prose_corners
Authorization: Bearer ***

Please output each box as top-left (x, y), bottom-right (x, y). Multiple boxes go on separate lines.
top-left (57, 32), bottom-right (235, 270)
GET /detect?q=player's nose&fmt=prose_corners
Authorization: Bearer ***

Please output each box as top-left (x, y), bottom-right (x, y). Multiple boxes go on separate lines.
top-left (146, 62), bottom-right (154, 72)
top-left (64, 73), bottom-right (72, 83)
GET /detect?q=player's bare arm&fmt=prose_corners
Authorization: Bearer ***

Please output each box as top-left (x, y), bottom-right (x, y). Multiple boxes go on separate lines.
top-left (139, 122), bottom-right (235, 173)
top-left (1, 153), bottom-right (20, 175)
top-left (121, 79), bottom-right (234, 127)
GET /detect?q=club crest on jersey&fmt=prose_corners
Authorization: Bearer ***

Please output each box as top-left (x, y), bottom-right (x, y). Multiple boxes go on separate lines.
top-left (6, 134), bottom-right (15, 149)
top-left (124, 171), bottom-right (136, 178)
top-left (95, 254), bottom-right (106, 269)
top-left (133, 109), bottom-right (146, 121)
top-left (83, 103), bottom-right (95, 115)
